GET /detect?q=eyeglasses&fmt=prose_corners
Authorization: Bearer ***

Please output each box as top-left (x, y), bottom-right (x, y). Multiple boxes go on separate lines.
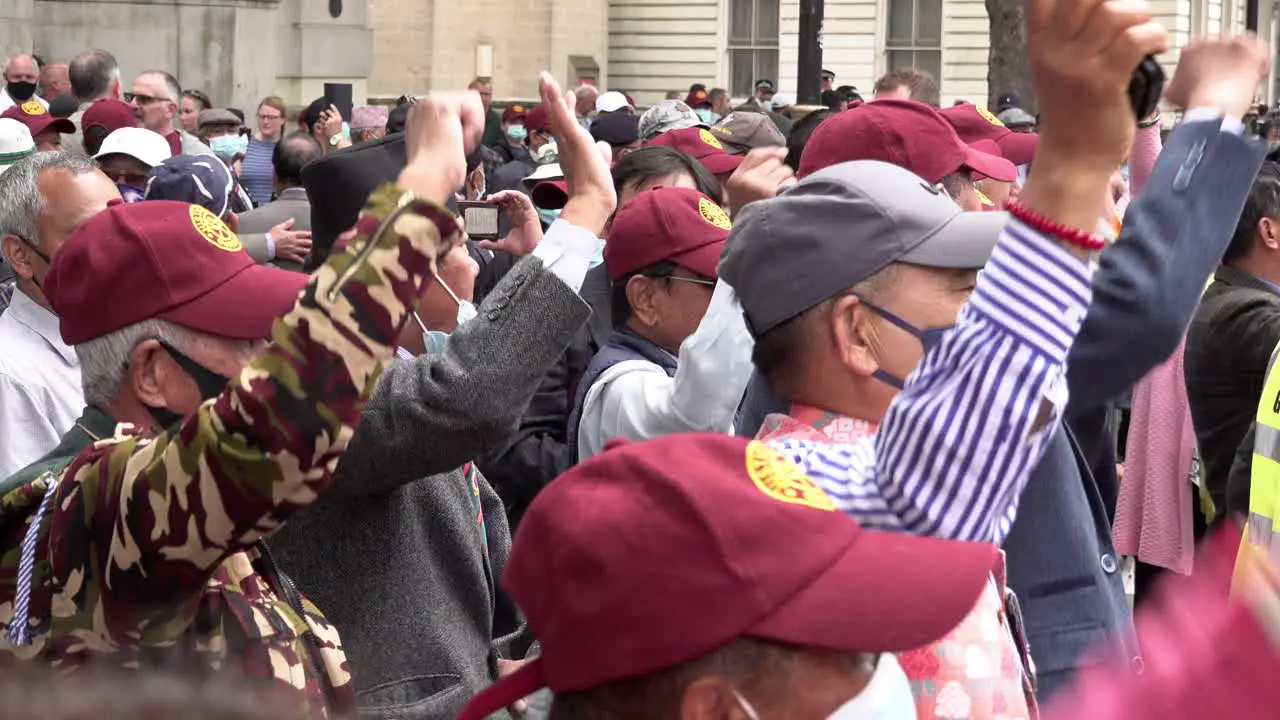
top-left (124, 92), bottom-right (168, 105)
top-left (257, 113), bottom-right (282, 121)
top-left (662, 274), bottom-right (716, 288)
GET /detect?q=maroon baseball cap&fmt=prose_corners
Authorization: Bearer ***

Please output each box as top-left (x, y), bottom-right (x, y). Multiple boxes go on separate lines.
top-left (525, 105), bottom-right (551, 133)
top-left (501, 103), bottom-right (529, 124)
top-left (531, 179), bottom-right (569, 210)
top-left (685, 88), bottom-right (712, 108)
top-left (457, 434), bottom-right (998, 720)
top-left (603, 186), bottom-right (730, 280)
top-left (939, 103), bottom-right (1039, 166)
top-left (46, 201), bottom-right (307, 345)
top-left (649, 127), bottom-right (744, 176)
top-left (82, 98), bottom-right (138, 135)
top-left (1, 101), bottom-right (74, 137)
top-left (798, 99), bottom-right (1015, 183)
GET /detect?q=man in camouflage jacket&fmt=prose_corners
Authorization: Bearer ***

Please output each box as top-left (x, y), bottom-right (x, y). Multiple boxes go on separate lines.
top-left (0, 94), bottom-right (480, 716)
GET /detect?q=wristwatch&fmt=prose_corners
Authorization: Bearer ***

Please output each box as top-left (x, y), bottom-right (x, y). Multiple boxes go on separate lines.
top-left (329, 133), bottom-right (341, 147)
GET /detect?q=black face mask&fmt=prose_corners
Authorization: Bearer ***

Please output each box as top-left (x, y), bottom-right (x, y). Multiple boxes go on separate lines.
top-left (6, 81), bottom-right (36, 102)
top-left (144, 341), bottom-right (232, 431)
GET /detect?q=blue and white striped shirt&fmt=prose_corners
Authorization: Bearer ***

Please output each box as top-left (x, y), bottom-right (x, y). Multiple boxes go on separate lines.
top-left (769, 220), bottom-right (1094, 545)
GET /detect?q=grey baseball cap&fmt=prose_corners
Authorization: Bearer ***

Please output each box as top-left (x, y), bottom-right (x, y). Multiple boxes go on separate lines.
top-left (720, 160), bottom-right (1007, 337)
top-left (638, 100), bottom-right (705, 142)
top-left (997, 107), bottom-right (1036, 129)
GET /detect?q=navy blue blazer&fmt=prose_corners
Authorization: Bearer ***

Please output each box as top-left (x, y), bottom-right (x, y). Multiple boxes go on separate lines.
top-left (735, 118), bottom-right (1266, 700)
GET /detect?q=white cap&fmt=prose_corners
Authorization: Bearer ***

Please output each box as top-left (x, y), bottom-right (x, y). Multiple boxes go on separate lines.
top-left (0, 118), bottom-right (35, 175)
top-left (94, 127), bottom-right (173, 168)
top-left (595, 91), bottom-right (633, 114)
top-left (772, 93), bottom-right (794, 108)
top-left (522, 162), bottom-right (563, 191)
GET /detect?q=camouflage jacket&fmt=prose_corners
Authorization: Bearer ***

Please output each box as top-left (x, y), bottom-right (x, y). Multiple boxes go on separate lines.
top-left (0, 185), bottom-right (458, 717)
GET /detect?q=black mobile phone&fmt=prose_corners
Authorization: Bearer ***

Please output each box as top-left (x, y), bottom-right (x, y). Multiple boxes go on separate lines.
top-left (323, 82), bottom-right (354, 123)
top-left (457, 202), bottom-right (502, 240)
top-left (1128, 56), bottom-right (1164, 120)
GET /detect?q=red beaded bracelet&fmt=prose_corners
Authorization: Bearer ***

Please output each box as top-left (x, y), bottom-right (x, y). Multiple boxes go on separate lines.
top-left (1006, 201), bottom-right (1107, 252)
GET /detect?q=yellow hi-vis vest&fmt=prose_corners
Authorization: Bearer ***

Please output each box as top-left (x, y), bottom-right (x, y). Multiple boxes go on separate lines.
top-left (1235, 340), bottom-right (1280, 593)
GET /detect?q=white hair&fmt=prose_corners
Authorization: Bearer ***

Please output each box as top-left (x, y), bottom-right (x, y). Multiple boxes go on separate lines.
top-left (0, 152), bottom-right (96, 270)
top-left (75, 319), bottom-right (193, 408)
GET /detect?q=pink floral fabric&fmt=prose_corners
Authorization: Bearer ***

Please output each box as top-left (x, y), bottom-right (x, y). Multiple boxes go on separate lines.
top-left (758, 403), bottom-right (1038, 719)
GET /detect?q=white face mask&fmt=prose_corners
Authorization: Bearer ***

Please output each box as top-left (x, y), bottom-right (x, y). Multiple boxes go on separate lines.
top-left (734, 654), bottom-right (917, 720)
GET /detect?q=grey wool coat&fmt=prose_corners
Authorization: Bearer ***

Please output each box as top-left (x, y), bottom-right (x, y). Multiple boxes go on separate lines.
top-left (268, 255), bottom-right (590, 719)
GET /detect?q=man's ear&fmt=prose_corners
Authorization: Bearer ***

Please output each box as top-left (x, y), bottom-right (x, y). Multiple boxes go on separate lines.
top-left (223, 211), bottom-right (239, 233)
top-left (1259, 217), bottom-right (1280, 251)
top-left (2, 234), bottom-right (36, 281)
top-left (128, 338), bottom-right (169, 410)
top-left (625, 275), bottom-right (661, 327)
top-left (679, 677), bottom-right (751, 720)
top-left (830, 295), bottom-right (879, 378)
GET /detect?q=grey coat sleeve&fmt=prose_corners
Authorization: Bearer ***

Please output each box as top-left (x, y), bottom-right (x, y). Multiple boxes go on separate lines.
top-left (328, 255), bottom-right (591, 498)
top-left (239, 232), bottom-right (272, 263)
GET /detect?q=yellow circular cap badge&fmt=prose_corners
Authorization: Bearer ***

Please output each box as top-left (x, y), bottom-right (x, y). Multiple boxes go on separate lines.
top-left (976, 106), bottom-right (1004, 127)
top-left (698, 196), bottom-right (731, 230)
top-left (699, 128), bottom-right (724, 150)
top-left (189, 204), bottom-right (242, 252)
top-left (20, 100), bottom-right (45, 116)
top-left (745, 442), bottom-right (836, 511)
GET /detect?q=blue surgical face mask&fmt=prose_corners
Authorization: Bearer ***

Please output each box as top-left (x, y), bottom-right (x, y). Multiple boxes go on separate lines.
top-left (117, 183), bottom-right (145, 203)
top-left (209, 134), bottom-right (248, 163)
top-left (340, 121), bottom-right (351, 141)
top-left (694, 108), bottom-right (715, 124)
top-left (589, 238), bottom-right (605, 269)
top-left (760, 99), bottom-right (774, 111)
top-left (537, 207), bottom-right (562, 227)
top-left (410, 273), bottom-right (478, 355)
top-left (507, 124), bottom-right (528, 141)
top-left (857, 294), bottom-right (954, 390)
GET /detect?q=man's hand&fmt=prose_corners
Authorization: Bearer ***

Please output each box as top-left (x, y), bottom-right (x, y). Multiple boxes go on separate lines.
top-left (483, 190), bottom-right (544, 256)
top-left (724, 147), bottom-right (796, 219)
top-left (398, 91), bottom-right (486, 204)
top-left (1021, 0), bottom-right (1168, 250)
top-left (538, 71), bottom-right (616, 235)
top-left (315, 104), bottom-right (350, 150)
top-left (1026, 0), bottom-right (1169, 178)
top-left (1165, 35), bottom-right (1270, 119)
top-left (268, 218), bottom-right (312, 265)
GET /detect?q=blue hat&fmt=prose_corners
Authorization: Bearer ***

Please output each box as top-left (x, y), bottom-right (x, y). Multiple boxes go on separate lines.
top-left (144, 155), bottom-right (233, 218)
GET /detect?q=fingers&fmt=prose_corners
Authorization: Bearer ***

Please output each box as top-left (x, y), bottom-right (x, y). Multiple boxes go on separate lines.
top-left (457, 91), bottom-right (486, 153)
top-left (1047, 0), bottom-right (1110, 44)
top-left (485, 190), bottom-right (521, 205)
top-left (737, 146), bottom-right (788, 171)
top-left (273, 218), bottom-right (296, 231)
top-left (539, 71), bottom-right (577, 140)
top-left (477, 239), bottom-right (503, 251)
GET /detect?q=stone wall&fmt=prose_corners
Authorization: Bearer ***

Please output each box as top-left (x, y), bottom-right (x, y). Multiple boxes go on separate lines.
top-left (14, 0), bottom-right (370, 112)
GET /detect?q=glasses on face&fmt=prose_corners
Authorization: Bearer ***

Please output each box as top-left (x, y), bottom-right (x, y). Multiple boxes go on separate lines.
top-left (257, 113), bottom-right (282, 122)
top-left (662, 274), bottom-right (716, 288)
top-left (125, 92), bottom-right (167, 105)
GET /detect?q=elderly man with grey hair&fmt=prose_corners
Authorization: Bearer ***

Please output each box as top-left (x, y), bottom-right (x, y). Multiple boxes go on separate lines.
top-left (0, 53), bottom-right (47, 114)
top-left (128, 69), bottom-right (213, 157)
top-left (0, 151), bottom-right (120, 476)
top-left (66, 49), bottom-right (124, 155)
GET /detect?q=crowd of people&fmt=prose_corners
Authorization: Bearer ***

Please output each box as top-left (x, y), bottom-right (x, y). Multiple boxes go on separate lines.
top-left (4, 0), bottom-right (1280, 716)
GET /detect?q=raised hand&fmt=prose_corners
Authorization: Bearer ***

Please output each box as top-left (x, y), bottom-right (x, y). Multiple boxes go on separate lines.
top-left (1165, 35), bottom-right (1270, 118)
top-left (724, 147), bottom-right (796, 219)
top-left (1020, 0), bottom-right (1169, 246)
top-left (398, 92), bottom-right (487, 204)
top-left (1026, 0), bottom-right (1169, 177)
top-left (537, 71), bottom-right (617, 235)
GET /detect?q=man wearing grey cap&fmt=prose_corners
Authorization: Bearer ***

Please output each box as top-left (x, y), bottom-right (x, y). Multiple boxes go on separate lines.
top-left (724, 160), bottom-right (1005, 421)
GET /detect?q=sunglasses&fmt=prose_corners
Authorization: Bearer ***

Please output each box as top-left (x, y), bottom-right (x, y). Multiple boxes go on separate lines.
top-left (124, 92), bottom-right (169, 105)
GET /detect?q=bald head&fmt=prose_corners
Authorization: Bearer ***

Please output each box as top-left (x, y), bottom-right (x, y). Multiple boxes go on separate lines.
top-left (39, 63), bottom-right (69, 99)
top-left (4, 54), bottom-right (38, 84)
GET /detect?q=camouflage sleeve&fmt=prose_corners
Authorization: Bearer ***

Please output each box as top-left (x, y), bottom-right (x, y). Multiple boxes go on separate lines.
top-left (46, 184), bottom-right (457, 642)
